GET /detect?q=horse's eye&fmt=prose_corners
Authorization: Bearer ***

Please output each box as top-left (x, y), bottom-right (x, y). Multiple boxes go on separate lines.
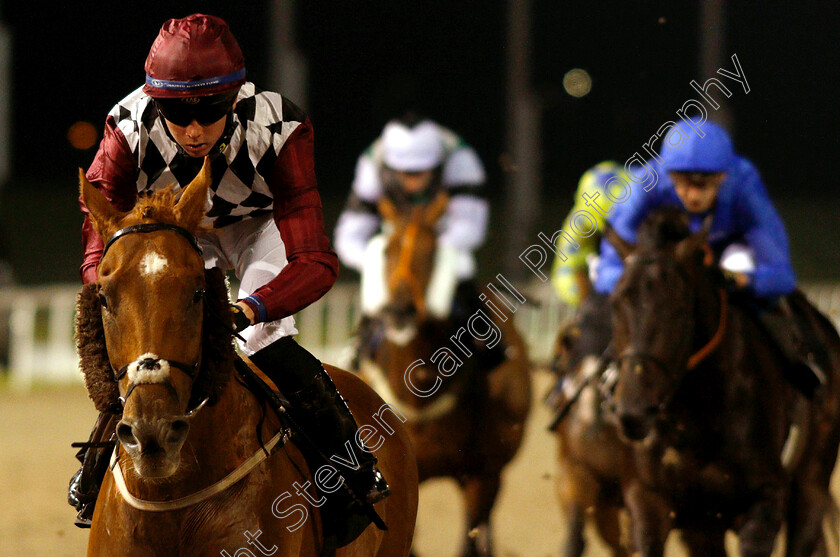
top-left (99, 293), bottom-right (109, 309)
top-left (193, 289), bottom-right (205, 304)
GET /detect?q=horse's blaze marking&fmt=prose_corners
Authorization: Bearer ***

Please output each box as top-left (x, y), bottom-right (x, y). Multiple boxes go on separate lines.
top-left (127, 353), bottom-right (170, 384)
top-left (385, 323), bottom-right (418, 346)
top-left (140, 251), bottom-right (169, 277)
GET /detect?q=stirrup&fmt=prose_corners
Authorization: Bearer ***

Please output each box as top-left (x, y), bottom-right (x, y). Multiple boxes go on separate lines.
top-left (804, 353), bottom-right (828, 387)
top-left (367, 468), bottom-right (391, 504)
top-left (74, 503), bottom-right (94, 529)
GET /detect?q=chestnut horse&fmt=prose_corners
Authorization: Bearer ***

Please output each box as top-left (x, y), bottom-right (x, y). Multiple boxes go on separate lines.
top-left (550, 307), bottom-right (632, 557)
top-left (604, 208), bottom-right (840, 556)
top-left (77, 159), bottom-right (418, 557)
top-left (355, 193), bottom-right (531, 557)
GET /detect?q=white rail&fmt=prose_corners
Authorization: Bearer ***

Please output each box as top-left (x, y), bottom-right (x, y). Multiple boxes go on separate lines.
top-left (2, 281), bottom-right (839, 390)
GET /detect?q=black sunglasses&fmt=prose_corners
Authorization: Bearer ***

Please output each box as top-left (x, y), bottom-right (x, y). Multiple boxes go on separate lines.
top-left (154, 92), bottom-right (237, 126)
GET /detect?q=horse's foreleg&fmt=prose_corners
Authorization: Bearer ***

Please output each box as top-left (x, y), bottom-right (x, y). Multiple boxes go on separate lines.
top-left (622, 480), bottom-right (669, 557)
top-left (736, 484), bottom-right (785, 557)
top-left (593, 504), bottom-right (629, 557)
top-left (458, 473), bottom-right (501, 557)
top-left (680, 527), bottom-right (727, 557)
top-left (785, 480), bottom-right (832, 557)
top-left (560, 502), bottom-right (585, 557)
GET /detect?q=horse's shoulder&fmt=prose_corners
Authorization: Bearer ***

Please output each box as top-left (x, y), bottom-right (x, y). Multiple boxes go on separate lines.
top-left (326, 364), bottom-right (388, 413)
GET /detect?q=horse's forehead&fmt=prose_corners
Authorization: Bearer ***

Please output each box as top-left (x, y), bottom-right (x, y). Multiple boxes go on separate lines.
top-left (139, 250), bottom-right (169, 277)
top-left (106, 233), bottom-right (201, 278)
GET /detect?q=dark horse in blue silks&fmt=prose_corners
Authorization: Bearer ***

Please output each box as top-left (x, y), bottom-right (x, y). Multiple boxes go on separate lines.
top-left (603, 208), bottom-right (840, 557)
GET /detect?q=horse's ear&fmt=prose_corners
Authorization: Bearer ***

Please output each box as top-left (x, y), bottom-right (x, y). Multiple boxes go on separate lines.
top-left (79, 169), bottom-right (126, 239)
top-left (423, 192), bottom-right (450, 225)
top-left (175, 157), bottom-right (212, 232)
top-left (603, 220), bottom-right (635, 260)
top-left (675, 227), bottom-right (709, 264)
top-left (378, 197), bottom-right (399, 223)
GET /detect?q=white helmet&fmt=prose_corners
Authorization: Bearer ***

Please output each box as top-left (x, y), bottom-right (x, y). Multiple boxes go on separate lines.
top-left (381, 120), bottom-right (444, 172)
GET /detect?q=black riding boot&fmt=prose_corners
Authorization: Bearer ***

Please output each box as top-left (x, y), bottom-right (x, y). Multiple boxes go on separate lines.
top-left (68, 411), bottom-right (119, 528)
top-left (758, 296), bottom-right (827, 398)
top-left (249, 337), bottom-right (391, 505)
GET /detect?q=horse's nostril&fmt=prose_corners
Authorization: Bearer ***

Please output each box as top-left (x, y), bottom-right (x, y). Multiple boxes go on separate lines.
top-left (166, 419), bottom-right (190, 446)
top-left (116, 421), bottom-right (138, 448)
top-left (619, 414), bottom-right (649, 441)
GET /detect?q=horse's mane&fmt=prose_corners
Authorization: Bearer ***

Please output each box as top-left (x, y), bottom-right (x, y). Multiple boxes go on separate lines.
top-left (131, 186), bottom-right (211, 234)
top-left (75, 266), bottom-right (236, 414)
top-left (635, 206), bottom-right (693, 253)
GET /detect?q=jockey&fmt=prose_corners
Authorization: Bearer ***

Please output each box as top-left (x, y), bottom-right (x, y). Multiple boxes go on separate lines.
top-left (333, 116), bottom-right (498, 365)
top-left (594, 119), bottom-right (825, 397)
top-left (69, 14), bottom-right (389, 528)
top-left (551, 161), bottom-right (623, 309)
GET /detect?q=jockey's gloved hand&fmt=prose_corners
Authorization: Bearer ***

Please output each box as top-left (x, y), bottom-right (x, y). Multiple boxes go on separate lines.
top-left (231, 304), bottom-right (252, 333)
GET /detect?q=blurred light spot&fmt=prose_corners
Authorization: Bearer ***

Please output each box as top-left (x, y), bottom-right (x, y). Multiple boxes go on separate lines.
top-left (67, 121), bottom-right (98, 150)
top-left (563, 69), bottom-right (592, 98)
top-left (658, 16), bottom-right (667, 24)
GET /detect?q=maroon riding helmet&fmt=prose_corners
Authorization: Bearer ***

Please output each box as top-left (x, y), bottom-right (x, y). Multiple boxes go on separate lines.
top-left (144, 14), bottom-right (245, 125)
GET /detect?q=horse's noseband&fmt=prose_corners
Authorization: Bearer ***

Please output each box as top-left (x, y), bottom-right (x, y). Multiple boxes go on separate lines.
top-left (103, 222), bottom-right (207, 414)
top-left (114, 357), bottom-right (202, 408)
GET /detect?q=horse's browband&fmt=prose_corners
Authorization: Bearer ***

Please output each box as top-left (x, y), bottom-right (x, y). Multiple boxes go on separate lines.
top-left (102, 223), bottom-right (202, 260)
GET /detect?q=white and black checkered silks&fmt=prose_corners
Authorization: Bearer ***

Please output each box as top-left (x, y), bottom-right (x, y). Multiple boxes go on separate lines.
top-left (109, 82), bottom-right (306, 353)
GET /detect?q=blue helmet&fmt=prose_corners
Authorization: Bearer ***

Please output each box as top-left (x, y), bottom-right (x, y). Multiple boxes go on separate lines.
top-left (660, 120), bottom-right (734, 173)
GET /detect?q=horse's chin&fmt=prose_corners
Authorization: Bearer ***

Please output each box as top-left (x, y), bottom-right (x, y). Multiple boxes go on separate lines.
top-left (614, 414), bottom-right (657, 445)
top-left (126, 449), bottom-right (182, 480)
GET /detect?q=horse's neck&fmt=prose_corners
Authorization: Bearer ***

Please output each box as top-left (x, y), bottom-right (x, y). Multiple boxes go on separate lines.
top-left (188, 374), bottom-right (271, 464)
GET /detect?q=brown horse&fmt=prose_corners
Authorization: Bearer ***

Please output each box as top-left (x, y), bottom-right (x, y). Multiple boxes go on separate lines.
top-left (355, 193), bottom-right (531, 557)
top-left (604, 207), bottom-right (840, 557)
top-left (550, 302), bottom-right (633, 557)
top-left (77, 159), bottom-right (418, 557)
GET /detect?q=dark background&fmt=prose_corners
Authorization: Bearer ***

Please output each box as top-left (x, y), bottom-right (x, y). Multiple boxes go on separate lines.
top-left (1, 1), bottom-right (838, 284)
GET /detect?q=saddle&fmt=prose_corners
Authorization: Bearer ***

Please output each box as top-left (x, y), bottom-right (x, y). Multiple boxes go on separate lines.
top-left (232, 358), bottom-right (386, 551)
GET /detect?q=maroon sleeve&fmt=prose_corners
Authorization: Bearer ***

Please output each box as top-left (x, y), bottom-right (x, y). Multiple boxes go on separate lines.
top-left (242, 117), bottom-right (339, 322)
top-left (79, 115), bottom-right (139, 284)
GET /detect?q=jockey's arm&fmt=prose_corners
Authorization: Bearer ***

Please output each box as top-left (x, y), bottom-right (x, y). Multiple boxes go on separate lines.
top-left (334, 199), bottom-right (380, 272)
top-left (241, 118), bottom-right (339, 323)
top-left (334, 154), bottom-right (383, 272)
top-left (736, 162), bottom-right (796, 298)
top-left (551, 167), bottom-right (614, 304)
top-left (592, 181), bottom-right (657, 295)
top-left (80, 114), bottom-right (139, 284)
top-left (438, 191), bottom-right (488, 250)
top-left (438, 145), bottom-right (488, 251)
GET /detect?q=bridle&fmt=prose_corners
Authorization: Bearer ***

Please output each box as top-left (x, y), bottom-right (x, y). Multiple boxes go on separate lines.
top-left (607, 250), bottom-right (729, 412)
top-left (101, 222), bottom-right (208, 415)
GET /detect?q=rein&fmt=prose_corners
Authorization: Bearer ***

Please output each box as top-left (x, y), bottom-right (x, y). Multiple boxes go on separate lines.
top-left (686, 288), bottom-right (728, 370)
top-left (615, 287), bottom-right (729, 376)
top-left (109, 429), bottom-right (288, 512)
